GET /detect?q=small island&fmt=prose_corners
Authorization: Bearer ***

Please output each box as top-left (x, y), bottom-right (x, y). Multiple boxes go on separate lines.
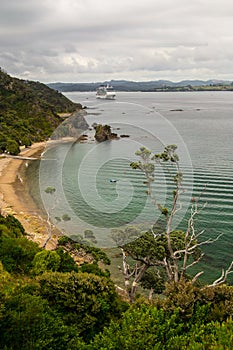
top-left (94, 124), bottom-right (119, 142)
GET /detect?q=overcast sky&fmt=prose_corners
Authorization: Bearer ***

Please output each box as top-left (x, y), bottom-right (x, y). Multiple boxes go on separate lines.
top-left (1, 0), bottom-right (233, 82)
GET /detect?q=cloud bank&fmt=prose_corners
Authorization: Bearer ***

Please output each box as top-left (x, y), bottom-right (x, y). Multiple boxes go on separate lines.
top-left (1, 0), bottom-right (233, 82)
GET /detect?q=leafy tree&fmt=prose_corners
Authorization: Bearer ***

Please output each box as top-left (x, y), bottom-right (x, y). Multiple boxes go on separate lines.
top-left (0, 235), bottom-right (40, 274)
top-left (112, 228), bottom-right (197, 303)
top-left (159, 280), bottom-right (233, 323)
top-left (85, 304), bottom-right (187, 350)
top-left (0, 223), bottom-right (13, 241)
top-left (0, 214), bottom-right (40, 274)
top-left (128, 145), bottom-right (233, 292)
top-left (31, 250), bottom-right (61, 275)
top-left (58, 236), bottom-right (111, 265)
top-left (6, 139), bottom-right (20, 155)
top-left (140, 267), bottom-right (166, 299)
top-left (32, 248), bottom-right (79, 275)
top-left (0, 292), bottom-right (83, 350)
top-left (37, 271), bottom-right (123, 341)
top-left (80, 262), bottom-right (110, 278)
top-left (56, 247), bottom-right (79, 273)
top-left (0, 214), bottom-right (25, 237)
top-left (86, 303), bottom-right (233, 350)
top-left (20, 136), bottom-right (32, 147)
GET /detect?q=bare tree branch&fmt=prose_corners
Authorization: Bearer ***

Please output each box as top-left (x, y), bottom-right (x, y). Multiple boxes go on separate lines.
top-left (192, 271), bottom-right (204, 284)
top-left (174, 233), bottom-right (223, 258)
top-left (185, 253), bottom-right (204, 270)
top-left (207, 260), bottom-right (233, 287)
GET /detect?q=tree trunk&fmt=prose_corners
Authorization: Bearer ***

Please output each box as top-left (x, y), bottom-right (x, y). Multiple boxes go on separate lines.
top-left (148, 288), bottom-right (154, 301)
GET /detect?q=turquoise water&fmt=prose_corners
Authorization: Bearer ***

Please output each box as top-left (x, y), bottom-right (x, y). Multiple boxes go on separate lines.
top-left (27, 91), bottom-right (233, 282)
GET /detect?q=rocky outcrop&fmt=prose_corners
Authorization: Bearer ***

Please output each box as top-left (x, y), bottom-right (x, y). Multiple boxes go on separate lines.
top-left (94, 124), bottom-right (119, 142)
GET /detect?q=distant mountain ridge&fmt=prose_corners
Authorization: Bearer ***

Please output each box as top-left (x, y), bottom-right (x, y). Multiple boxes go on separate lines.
top-left (0, 68), bottom-right (81, 154)
top-left (48, 79), bottom-right (233, 92)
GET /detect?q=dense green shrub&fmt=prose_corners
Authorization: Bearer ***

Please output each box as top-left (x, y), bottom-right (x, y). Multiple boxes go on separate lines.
top-left (6, 139), bottom-right (20, 155)
top-left (37, 271), bottom-right (123, 341)
top-left (0, 236), bottom-right (40, 274)
top-left (0, 215), bottom-right (40, 274)
top-left (86, 304), bottom-right (233, 350)
top-left (0, 214), bottom-right (25, 237)
top-left (157, 280), bottom-right (233, 323)
top-left (0, 292), bottom-right (83, 350)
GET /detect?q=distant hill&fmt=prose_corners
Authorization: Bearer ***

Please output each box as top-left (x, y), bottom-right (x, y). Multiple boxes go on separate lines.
top-left (48, 79), bottom-right (233, 92)
top-left (0, 69), bottom-right (82, 154)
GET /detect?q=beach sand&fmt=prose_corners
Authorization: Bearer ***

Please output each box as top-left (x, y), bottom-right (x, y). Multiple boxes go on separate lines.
top-left (0, 143), bottom-right (59, 249)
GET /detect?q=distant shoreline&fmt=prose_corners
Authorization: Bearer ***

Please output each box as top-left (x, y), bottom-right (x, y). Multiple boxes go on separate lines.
top-left (49, 80), bottom-right (233, 93)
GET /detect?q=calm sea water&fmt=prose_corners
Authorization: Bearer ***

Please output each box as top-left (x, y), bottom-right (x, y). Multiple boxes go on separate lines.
top-left (27, 91), bottom-right (233, 282)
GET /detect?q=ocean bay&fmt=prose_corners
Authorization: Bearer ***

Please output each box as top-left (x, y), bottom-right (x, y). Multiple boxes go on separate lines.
top-left (27, 91), bottom-right (233, 282)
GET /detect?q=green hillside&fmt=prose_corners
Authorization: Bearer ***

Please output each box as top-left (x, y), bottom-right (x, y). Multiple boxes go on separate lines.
top-left (0, 68), bottom-right (81, 154)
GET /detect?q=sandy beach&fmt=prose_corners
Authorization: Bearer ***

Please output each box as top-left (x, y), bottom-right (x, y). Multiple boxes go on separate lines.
top-left (0, 142), bottom-right (58, 248)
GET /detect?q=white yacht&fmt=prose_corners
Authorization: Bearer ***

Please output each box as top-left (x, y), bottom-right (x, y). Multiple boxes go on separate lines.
top-left (96, 84), bottom-right (116, 100)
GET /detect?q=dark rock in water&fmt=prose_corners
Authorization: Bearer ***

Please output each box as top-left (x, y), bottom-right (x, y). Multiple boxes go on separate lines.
top-left (94, 124), bottom-right (119, 142)
top-left (120, 134), bottom-right (130, 138)
top-left (170, 109), bottom-right (184, 112)
top-left (77, 134), bottom-right (88, 142)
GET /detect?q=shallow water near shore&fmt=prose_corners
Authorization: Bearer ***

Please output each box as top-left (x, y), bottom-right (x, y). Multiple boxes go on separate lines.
top-left (26, 91), bottom-right (233, 283)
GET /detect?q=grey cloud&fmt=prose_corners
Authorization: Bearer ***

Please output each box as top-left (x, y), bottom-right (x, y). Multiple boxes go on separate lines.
top-left (0, 1), bottom-right (49, 27)
top-left (1, 0), bottom-right (233, 82)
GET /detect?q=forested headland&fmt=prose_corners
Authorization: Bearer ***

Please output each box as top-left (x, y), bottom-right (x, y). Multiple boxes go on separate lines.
top-left (0, 68), bottom-right (81, 155)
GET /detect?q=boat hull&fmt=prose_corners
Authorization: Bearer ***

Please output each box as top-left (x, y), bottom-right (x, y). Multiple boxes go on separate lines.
top-left (96, 94), bottom-right (116, 100)
top-left (96, 84), bottom-right (116, 100)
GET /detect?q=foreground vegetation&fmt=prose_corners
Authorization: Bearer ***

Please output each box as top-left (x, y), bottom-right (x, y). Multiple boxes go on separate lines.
top-left (1, 213), bottom-right (233, 349)
top-left (0, 214), bottom-right (125, 349)
top-left (0, 68), bottom-right (81, 154)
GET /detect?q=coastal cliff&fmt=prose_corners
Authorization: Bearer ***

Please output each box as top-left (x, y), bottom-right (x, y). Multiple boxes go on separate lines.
top-left (51, 109), bottom-right (89, 140)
